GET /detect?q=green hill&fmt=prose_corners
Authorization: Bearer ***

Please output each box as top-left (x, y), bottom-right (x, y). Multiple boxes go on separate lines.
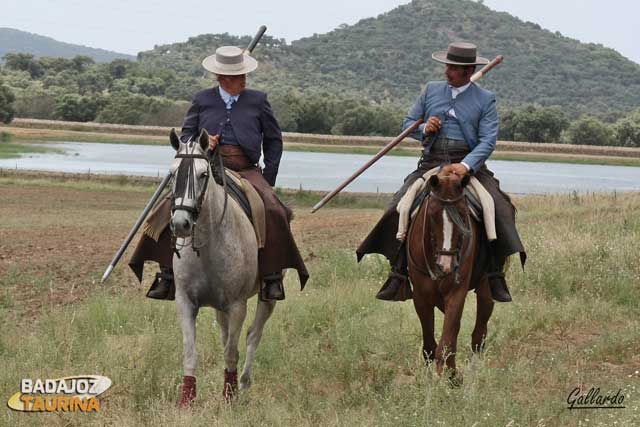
top-left (0, 28), bottom-right (135, 63)
top-left (138, 0), bottom-right (640, 119)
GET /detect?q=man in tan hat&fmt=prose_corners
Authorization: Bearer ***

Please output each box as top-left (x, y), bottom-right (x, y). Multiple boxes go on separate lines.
top-left (357, 42), bottom-right (525, 303)
top-left (129, 45), bottom-right (308, 301)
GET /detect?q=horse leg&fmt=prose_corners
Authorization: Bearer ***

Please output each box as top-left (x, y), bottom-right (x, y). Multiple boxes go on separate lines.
top-left (222, 301), bottom-right (247, 402)
top-left (176, 295), bottom-right (199, 408)
top-left (239, 298), bottom-right (276, 391)
top-left (471, 276), bottom-right (494, 353)
top-left (215, 309), bottom-right (229, 349)
top-left (436, 287), bottom-right (467, 386)
top-left (412, 286), bottom-right (437, 364)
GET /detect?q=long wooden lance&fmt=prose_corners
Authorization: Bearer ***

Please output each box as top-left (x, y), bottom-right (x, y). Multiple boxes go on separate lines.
top-left (310, 55), bottom-right (504, 213)
top-left (100, 171), bottom-right (172, 283)
top-left (100, 26), bottom-right (269, 284)
top-left (246, 25), bottom-right (267, 54)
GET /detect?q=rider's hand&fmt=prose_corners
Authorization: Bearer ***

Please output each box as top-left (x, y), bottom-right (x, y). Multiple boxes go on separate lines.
top-left (208, 134), bottom-right (220, 151)
top-left (443, 163), bottom-right (469, 177)
top-left (425, 116), bottom-right (442, 134)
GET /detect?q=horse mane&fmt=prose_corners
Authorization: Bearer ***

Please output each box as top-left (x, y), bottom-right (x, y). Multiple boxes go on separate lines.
top-left (444, 204), bottom-right (470, 236)
top-left (175, 156), bottom-right (197, 200)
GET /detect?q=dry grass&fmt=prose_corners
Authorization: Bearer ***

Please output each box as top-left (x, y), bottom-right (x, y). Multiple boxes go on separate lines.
top-left (0, 176), bottom-right (638, 426)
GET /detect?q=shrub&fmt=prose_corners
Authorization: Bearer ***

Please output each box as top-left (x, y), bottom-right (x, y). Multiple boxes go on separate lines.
top-left (55, 93), bottom-right (100, 122)
top-left (0, 82), bottom-right (16, 124)
top-left (563, 116), bottom-right (614, 146)
top-left (499, 104), bottom-right (569, 143)
top-left (96, 93), bottom-right (172, 125)
top-left (613, 110), bottom-right (640, 147)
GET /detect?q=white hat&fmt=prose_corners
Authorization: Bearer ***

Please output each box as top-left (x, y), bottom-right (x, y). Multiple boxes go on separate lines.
top-left (202, 46), bottom-right (258, 75)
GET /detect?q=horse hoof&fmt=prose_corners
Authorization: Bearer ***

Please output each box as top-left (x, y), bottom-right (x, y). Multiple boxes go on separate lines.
top-left (447, 370), bottom-right (463, 388)
top-left (239, 373), bottom-right (252, 391)
top-left (223, 369), bottom-right (238, 403)
top-left (178, 375), bottom-right (196, 408)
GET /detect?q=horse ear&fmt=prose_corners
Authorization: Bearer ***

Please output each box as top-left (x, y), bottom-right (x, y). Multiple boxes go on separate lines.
top-left (198, 128), bottom-right (210, 151)
top-left (429, 174), bottom-right (439, 188)
top-left (461, 174), bottom-right (470, 188)
top-left (170, 128), bottom-right (180, 151)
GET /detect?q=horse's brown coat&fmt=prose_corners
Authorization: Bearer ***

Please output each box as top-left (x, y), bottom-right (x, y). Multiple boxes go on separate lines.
top-left (407, 170), bottom-right (494, 382)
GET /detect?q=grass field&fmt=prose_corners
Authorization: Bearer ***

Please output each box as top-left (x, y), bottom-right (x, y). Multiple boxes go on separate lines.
top-left (0, 174), bottom-right (638, 426)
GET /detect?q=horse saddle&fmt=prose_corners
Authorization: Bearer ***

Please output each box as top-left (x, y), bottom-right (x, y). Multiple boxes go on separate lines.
top-left (141, 169), bottom-right (266, 249)
top-left (409, 187), bottom-right (483, 222)
top-left (396, 167), bottom-right (497, 242)
top-left (222, 169), bottom-right (266, 249)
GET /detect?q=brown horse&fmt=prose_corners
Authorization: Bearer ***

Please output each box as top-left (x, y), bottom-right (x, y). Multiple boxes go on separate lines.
top-left (406, 169), bottom-right (494, 384)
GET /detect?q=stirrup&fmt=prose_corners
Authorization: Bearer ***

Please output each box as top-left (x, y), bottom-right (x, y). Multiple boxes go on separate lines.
top-left (260, 273), bottom-right (285, 301)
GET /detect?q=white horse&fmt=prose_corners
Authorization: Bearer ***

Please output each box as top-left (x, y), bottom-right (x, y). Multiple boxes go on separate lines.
top-left (168, 128), bottom-right (275, 407)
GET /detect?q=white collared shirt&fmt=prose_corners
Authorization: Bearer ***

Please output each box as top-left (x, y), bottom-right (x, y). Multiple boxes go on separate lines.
top-left (447, 81), bottom-right (471, 118)
top-left (219, 86), bottom-right (239, 110)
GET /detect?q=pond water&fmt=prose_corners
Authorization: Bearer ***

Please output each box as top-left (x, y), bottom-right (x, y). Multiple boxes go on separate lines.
top-left (1, 141), bottom-right (639, 194)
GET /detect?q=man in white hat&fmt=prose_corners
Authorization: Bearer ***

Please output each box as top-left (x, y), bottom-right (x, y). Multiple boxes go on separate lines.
top-left (130, 46), bottom-right (308, 301)
top-left (357, 42), bottom-right (525, 303)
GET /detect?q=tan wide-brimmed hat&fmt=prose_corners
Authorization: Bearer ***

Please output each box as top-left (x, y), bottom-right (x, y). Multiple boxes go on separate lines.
top-left (202, 46), bottom-right (258, 75)
top-left (432, 42), bottom-right (489, 66)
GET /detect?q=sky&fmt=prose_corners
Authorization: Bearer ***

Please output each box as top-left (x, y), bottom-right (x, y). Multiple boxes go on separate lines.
top-left (2, 0), bottom-right (638, 63)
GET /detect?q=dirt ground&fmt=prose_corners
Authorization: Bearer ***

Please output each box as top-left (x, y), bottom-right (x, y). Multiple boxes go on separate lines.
top-left (0, 179), bottom-right (380, 320)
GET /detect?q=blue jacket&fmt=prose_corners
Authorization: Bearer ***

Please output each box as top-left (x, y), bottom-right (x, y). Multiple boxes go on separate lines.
top-left (403, 81), bottom-right (499, 173)
top-left (181, 87), bottom-right (283, 186)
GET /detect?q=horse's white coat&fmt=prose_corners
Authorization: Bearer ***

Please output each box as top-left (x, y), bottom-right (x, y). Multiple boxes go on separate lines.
top-left (170, 132), bottom-right (275, 391)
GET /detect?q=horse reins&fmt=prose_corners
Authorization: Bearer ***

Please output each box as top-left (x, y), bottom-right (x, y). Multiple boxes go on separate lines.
top-left (409, 190), bottom-right (472, 284)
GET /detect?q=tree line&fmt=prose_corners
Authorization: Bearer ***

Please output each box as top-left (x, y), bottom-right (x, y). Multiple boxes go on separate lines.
top-left (498, 105), bottom-right (640, 147)
top-left (1, 52), bottom-right (639, 147)
top-left (0, 53), bottom-right (403, 136)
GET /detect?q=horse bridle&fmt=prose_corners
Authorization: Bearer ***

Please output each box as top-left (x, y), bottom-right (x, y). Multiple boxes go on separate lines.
top-left (417, 190), bottom-right (471, 284)
top-left (170, 147), bottom-right (230, 257)
top-left (171, 152), bottom-right (210, 222)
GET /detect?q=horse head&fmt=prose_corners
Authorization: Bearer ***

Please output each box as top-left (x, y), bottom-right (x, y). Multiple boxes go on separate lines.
top-left (426, 171), bottom-right (471, 276)
top-left (169, 128), bottom-right (212, 238)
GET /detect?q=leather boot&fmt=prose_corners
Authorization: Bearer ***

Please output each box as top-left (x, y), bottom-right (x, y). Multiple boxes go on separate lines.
top-left (146, 266), bottom-right (175, 300)
top-left (376, 271), bottom-right (413, 301)
top-left (488, 272), bottom-right (512, 302)
top-left (260, 272), bottom-right (285, 301)
top-left (488, 254), bottom-right (512, 302)
top-left (376, 247), bottom-right (413, 301)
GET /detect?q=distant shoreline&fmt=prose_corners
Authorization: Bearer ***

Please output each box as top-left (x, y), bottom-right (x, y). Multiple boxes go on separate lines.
top-left (3, 118), bottom-right (640, 167)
